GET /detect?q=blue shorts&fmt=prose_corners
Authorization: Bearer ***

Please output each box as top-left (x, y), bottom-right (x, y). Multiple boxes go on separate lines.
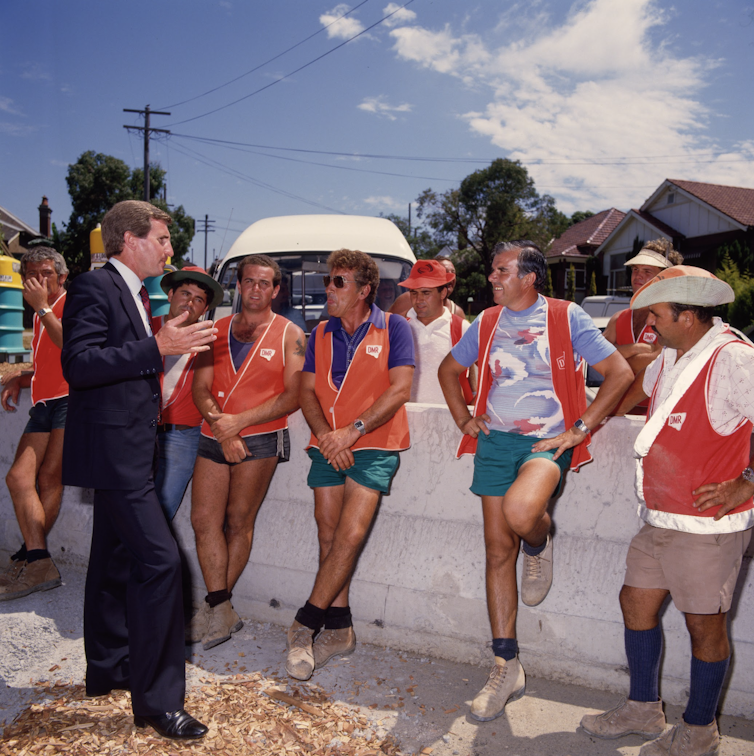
top-left (471, 429), bottom-right (572, 497)
top-left (24, 396), bottom-right (68, 434)
top-left (307, 447), bottom-right (399, 494)
top-left (197, 428), bottom-right (290, 466)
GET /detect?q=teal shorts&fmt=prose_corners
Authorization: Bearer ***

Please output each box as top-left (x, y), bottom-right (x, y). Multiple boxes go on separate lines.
top-left (307, 447), bottom-right (400, 494)
top-left (470, 429), bottom-right (572, 497)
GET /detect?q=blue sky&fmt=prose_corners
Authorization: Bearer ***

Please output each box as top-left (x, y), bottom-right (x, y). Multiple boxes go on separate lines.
top-left (2, 0), bottom-right (753, 265)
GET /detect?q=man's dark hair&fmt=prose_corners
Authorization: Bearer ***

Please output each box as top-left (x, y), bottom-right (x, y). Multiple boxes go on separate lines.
top-left (169, 278), bottom-right (213, 302)
top-left (236, 254), bottom-right (282, 287)
top-left (327, 248), bottom-right (380, 306)
top-left (101, 201), bottom-right (172, 258)
top-left (493, 240), bottom-right (547, 292)
top-left (669, 303), bottom-right (714, 324)
top-left (20, 246), bottom-right (68, 278)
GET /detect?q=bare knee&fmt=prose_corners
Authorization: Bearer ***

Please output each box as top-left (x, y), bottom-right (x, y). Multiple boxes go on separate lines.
top-left (5, 464), bottom-right (32, 498)
top-left (37, 464), bottom-right (62, 496)
top-left (484, 533), bottom-right (519, 571)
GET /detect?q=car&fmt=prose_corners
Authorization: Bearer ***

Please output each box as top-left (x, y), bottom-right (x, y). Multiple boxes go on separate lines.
top-left (580, 295), bottom-right (632, 331)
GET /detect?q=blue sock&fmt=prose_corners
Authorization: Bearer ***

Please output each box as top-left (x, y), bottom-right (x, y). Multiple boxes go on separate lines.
top-left (626, 626), bottom-right (662, 702)
top-left (684, 655), bottom-right (729, 726)
top-left (522, 538), bottom-right (547, 557)
top-left (491, 637), bottom-right (518, 661)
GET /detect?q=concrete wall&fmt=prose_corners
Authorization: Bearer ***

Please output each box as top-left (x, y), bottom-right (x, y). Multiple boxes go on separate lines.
top-left (1, 394), bottom-right (753, 717)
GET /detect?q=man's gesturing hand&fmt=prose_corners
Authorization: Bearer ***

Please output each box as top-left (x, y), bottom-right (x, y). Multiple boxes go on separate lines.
top-left (155, 311), bottom-right (217, 356)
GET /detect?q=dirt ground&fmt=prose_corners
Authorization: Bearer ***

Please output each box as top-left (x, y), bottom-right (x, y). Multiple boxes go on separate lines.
top-left (1, 554), bottom-right (754, 755)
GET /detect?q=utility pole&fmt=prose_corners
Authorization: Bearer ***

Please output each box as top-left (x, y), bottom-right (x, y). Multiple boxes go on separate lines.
top-left (196, 215), bottom-right (216, 271)
top-left (123, 105), bottom-right (171, 201)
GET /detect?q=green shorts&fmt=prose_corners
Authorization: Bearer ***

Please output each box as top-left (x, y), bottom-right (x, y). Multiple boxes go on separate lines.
top-left (471, 429), bottom-right (572, 497)
top-left (307, 447), bottom-right (400, 494)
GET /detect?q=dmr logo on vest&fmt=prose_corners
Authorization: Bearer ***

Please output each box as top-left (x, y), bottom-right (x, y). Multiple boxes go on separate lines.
top-left (366, 345), bottom-right (383, 359)
top-left (644, 332), bottom-right (657, 343)
top-left (259, 349), bottom-right (276, 362)
top-left (667, 412), bottom-right (687, 431)
top-left (556, 352), bottom-right (566, 370)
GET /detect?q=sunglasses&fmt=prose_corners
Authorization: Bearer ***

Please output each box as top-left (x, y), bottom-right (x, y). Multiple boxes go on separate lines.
top-left (323, 275), bottom-right (358, 289)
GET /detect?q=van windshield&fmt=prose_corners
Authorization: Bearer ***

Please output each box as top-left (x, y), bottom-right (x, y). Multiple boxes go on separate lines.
top-left (214, 253), bottom-right (414, 333)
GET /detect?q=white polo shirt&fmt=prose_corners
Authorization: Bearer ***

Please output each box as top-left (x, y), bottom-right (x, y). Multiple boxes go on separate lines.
top-left (406, 307), bottom-right (469, 404)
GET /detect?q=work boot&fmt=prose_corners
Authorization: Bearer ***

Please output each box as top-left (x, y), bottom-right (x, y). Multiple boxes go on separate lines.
top-left (185, 602), bottom-right (210, 644)
top-left (0, 557), bottom-right (61, 601)
top-left (202, 600), bottom-right (243, 650)
top-left (581, 698), bottom-right (666, 740)
top-left (0, 557), bottom-right (25, 586)
top-left (313, 626), bottom-right (356, 668)
top-left (521, 533), bottom-right (553, 606)
top-left (639, 719), bottom-right (720, 756)
top-left (469, 656), bottom-right (526, 722)
top-left (286, 620), bottom-right (315, 680)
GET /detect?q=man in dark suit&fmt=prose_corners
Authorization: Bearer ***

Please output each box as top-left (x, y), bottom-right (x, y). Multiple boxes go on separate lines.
top-left (61, 200), bottom-right (216, 740)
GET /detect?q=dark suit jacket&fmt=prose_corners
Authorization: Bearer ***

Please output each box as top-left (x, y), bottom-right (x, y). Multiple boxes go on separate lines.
top-left (61, 262), bottom-right (164, 490)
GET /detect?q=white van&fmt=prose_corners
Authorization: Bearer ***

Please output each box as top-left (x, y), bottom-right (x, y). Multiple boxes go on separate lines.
top-left (211, 214), bottom-right (416, 332)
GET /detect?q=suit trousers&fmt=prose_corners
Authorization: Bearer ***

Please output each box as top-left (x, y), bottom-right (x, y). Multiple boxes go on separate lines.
top-left (85, 478), bottom-right (185, 716)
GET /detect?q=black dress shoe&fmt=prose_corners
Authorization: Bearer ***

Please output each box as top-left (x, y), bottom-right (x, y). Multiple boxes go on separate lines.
top-left (133, 709), bottom-right (208, 739)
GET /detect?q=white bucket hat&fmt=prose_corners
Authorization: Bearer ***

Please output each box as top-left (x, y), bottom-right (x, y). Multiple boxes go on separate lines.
top-left (625, 248), bottom-right (673, 269)
top-left (631, 265), bottom-right (734, 310)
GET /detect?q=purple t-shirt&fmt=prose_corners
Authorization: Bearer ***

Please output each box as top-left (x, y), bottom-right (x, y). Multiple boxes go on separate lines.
top-left (303, 304), bottom-right (415, 389)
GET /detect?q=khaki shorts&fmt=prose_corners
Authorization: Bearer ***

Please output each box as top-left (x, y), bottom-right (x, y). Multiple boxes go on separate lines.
top-left (624, 523), bottom-right (752, 614)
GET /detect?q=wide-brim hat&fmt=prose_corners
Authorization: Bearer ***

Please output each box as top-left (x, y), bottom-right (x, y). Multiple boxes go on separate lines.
top-left (631, 265), bottom-right (734, 310)
top-left (625, 248), bottom-right (673, 269)
top-left (160, 264), bottom-right (224, 309)
top-left (398, 259), bottom-right (455, 289)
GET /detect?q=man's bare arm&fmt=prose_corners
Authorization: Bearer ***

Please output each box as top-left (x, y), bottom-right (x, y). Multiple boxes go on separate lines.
top-left (23, 279), bottom-right (64, 348)
top-left (612, 367), bottom-right (650, 416)
top-left (438, 352), bottom-right (490, 437)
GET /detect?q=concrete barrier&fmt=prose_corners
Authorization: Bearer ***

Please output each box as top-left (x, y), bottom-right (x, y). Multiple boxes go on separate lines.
top-left (1, 393), bottom-right (752, 717)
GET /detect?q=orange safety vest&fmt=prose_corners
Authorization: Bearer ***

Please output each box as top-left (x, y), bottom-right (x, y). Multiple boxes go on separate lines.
top-left (152, 315), bottom-right (202, 426)
top-left (201, 313), bottom-right (291, 439)
top-left (30, 291), bottom-right (68, 405)
top-left (615, 309), bottom-right (657, 413)
top-left (643, 342), bottom-right (754, 520)
top-left (307, 314), bottom-right (410, 451)
top-left (456, 298), bottom-right (591, 471)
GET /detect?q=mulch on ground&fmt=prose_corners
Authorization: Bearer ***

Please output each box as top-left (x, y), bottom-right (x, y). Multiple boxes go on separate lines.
top-left (2, 672), bottom-right (403, 756)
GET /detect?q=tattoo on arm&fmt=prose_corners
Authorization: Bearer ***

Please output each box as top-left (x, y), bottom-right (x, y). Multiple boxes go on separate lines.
top-left (294, 337), bottom-right (306, 357)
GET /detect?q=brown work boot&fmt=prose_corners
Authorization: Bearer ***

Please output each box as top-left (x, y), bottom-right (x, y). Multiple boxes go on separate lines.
top-left (639, 720), bottom-right (719, 756)
top-left (469, 656), bottom-right (526, 722)
top-left (0, 557), bottom-right (61, 601)
top-left (521, 534), bottom-right (553, 606)
top-left (202, 600), bottom-right (243, 650)
top-left (313, 626), bottom-right (356, 668)
top-left (0, 558), bottom-right (25, 586)
top-left (581, 698), bottom-right (666, 740)
top-left (185, 602), bottom-right (210, 644)
top-left (286, 620), bottom-right (315, 681)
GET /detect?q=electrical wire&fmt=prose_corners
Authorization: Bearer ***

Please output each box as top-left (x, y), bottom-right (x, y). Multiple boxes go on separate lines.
top-left (166, 0), bottom-right (415, 127)
top-left (158, 0), bottom-right (372, 110)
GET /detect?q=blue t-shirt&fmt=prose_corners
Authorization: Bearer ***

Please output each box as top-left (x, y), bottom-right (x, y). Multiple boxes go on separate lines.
top-left (451, 295), bottom-right (614, 438)
top-left (303, 304), bottom-right (415, 389)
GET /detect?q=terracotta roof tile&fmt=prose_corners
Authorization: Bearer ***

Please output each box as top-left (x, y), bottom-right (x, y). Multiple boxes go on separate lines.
top-left (669, 179), bottom-right (754, 227)
top-left (547, 208), bottom-right (625, 258)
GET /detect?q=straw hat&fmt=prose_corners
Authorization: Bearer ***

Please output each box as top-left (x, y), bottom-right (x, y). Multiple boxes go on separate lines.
top-left (160, 264), bottom-right (224, 309)
top-left (631, 265), bottom-right (734, 310)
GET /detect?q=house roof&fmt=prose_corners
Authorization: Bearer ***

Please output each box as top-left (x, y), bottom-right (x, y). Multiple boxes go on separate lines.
top-left (547, 208), bottom-right (625, 258)
top-left (0, 204), bottom-right (37, 238)
top-left (663, 179), bottom-right (754, 227)
top-left (631, 209), bottom-right (683, 240)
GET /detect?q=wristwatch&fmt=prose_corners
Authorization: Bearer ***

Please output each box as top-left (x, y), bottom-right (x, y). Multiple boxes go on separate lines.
top-left (742, 467), bottom-right (754, 484)
top-left (353, 418), bottom-right (367, 436)
top-left (572, 418), bottom-right (589, 434)
top-left (38, 307), bottom-right (52, 318)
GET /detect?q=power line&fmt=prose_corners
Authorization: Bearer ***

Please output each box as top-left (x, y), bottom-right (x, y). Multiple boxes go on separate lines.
top-left (158, 0), bottom-right (372, 110)
top-left (123, 105), bottom-right (171, 200)
top-left (167, 0), bottom-right (415, 127)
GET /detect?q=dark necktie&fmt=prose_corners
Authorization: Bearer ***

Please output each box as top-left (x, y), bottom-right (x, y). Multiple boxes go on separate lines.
top-left (139, 285), bottom-right (162, 423)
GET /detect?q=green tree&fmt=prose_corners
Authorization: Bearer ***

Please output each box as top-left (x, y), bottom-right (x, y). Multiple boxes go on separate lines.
top-left (543, 267), bottom-right (554, 297)
top-left (380, 213), bottom-right (440, 259)
top-left (569, 210), bottom-right (595, 227)
top-left (566, 264), bottom-right (576, 302)
top-left (716, 251), bottom-right (754, 329)
top-left (587, 270), bottom-right (597, 297)
top-left (415, 159), bottom-right (568, 306)
top-left (59, 151), bottom-right (195, 277)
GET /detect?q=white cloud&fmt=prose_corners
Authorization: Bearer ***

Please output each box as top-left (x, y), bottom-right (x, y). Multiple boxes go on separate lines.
top-left (320, 4), bottom-right (365, 40)
top-left (0, 122), bottom-right (35, 136)
top-left (0, 97), bottom-right (22, 116)
top-left (386, 0), bottom-right (752, 213)
top-left (363, 195), bottom-right (405, 211)
top-left (382, 3), bottom-right (417, 28)
top-left (358, 95), bottom-right (412, 121)
top-left (20, 63), bottom-right (52, 82)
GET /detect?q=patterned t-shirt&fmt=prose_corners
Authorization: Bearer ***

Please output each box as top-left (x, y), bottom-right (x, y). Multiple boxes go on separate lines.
top-left (452, 296), bottom-right (614, 438)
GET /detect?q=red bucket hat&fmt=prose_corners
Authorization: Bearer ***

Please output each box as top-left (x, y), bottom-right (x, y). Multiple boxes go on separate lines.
top-left (398, 259), bottom-right (455, 289)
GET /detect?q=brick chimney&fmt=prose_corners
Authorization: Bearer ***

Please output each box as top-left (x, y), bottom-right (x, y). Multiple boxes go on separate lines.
top-left (38, 196), bottom-right (52, 237)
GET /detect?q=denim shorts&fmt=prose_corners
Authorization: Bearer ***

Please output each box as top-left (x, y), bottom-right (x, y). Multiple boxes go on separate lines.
top-left (471, 429), bottom-right (572, 497)
top-left (307, 446), bottom-right (400, 494)
top-left (24, 396), bottom-right (68, 434)
top-left (197, 428), bottom-right (290, 466)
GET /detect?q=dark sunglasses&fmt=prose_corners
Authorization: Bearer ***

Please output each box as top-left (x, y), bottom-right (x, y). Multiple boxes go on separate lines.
top-left (323, 275), bottom-right (357, 288)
